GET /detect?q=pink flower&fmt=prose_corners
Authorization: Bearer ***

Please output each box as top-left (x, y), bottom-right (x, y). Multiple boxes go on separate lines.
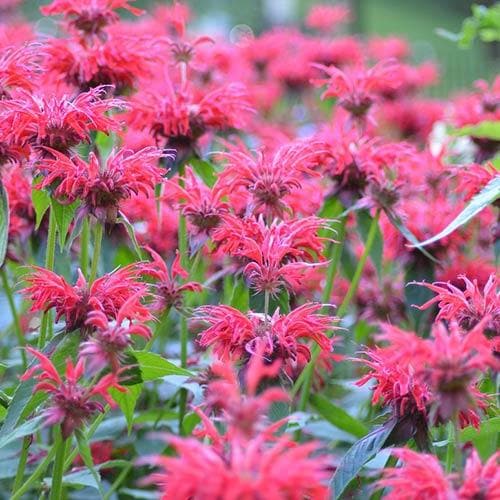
top-left (41, 0), bottom-right (144, 35)
top-left (313, 59), bottom-right (400, 117)
top-left (22, 264), bottom-right (149, 332)
top-left (459, 450), bottom-right (500, 500)
top-left (0, 43), bottom-right (40, 97)
top-left (376, 448), bottom-right (453, 500)
top-left (2, 86), bottom-right (125, 153)
top-left (196, 303), bottom-right (337, 375)
top-left (413, 274), bottom-right (499, 334)
top-left (37, 146), bottom-right (170, 222)
top-left (21, 347), bottom-right (126, 438)
top-left (138, 247), bottom-right (202, 312)
top-left (80, 293), bottom-right (152, 373)
top-left (305, 4), bottom-right (350, 32)
top-left (455, 162), bottom-right (498, 201)
top-left (217, 139), bottom-right (325, 219)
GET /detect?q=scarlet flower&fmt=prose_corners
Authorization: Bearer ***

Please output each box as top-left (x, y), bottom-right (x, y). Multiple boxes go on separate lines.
top-left (138, 247), bottom-right (202, 313)
top-left (164, 166), bottom-right (229, 237)
top-left (305, 3), bottom-right (350, 32)
top-left (80, 293), bottom-right (152, 373)
top-left (138, 356), bottom-right (329, 499)
top-left (21, 347), bottom-right (126, 438)
top-left (196, 303), bottom-right (336, 375)
top-left (0, 43), bottom-right (40, 97)
top-left (41, 0), bottom-right (144, 36)
top-left (413, 274), bottom-right (499, 334)
top-left (212, 215), bottom-right (329, 294)
top-left (313, 59), bottom-right (400, 117)
top-left (455, 162), bottom-right (498, 201)
top-left (37, 146), bottom-right (170, 222)
top-left (128, 77), bottom-right (253, 154)
top-left (376, 448), bottom-right (453, 500)
top-left (217, 139), bottom-right (325, 219)
top-left (459, 450), bottom-right (500, 500)
top-left (22, 264), bottom-right (149, 333)
top-left (2, 86), bottom-right (125, 153)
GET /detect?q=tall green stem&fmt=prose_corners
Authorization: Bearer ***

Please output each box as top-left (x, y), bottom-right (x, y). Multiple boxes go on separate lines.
top-left (177, 163), bottom-right (189, 432)
top-left (11, 436), bottom-right (30, 495)
top-left (80, 217), bottom-right (90, 277)
top-left (49, 430), bottom-right (68, 500)
top-left (0, 267), bottom-right (27, 369)
top-left (38, 207), bottom-right (57, 348)
top-left (294, 209), bottom-right (380, 408)
top-left (88, 221), bottom-right (103, 284)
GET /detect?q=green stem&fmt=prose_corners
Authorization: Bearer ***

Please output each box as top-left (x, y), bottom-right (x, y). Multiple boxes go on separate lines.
top-left (0, 267), bottom-right (27, 370)
top-left (12, 436), bottom-right (30, 495)
top-left (177, 163), bottom-right (189, 433)
top-left (103, 463), bottom-right (132, 500)
top-left (293, 209), bottom-right (379, 407)
top-left (80, 217), bottom-right (90, 277)
top-left (445, 422), bottom-right (455, 473)
top-left (11, 445), bottom-right (57, 500)
top-left (49, 430), bottom-right (68, 500)
top-left (88, 221), bottom-right (103, 284)
top-left (38, 207), bottom-right (57, 348)
top-left (336, 208), bottom-right (380, 318)
top-left (145, 305), bottom-right (172, 352)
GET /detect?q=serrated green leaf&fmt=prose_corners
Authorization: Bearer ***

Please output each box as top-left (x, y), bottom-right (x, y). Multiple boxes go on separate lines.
top-left (31, 188), bottom-right (51, 230)
top-left (310, 393), bottom-right (368, 439)
top-left (0, 415), bottom-right (44, 449)
top-left (51, 199), bottom-right (80, 250)
top-left (229, 277), bottom-right (249, 311)
top-left (410, 176), bottom-right (500, 249)
top-left (451, 121), bottom-right (500, 141)
top-left (109, 384), bottom-right (142, 434)
top-left (74, 428), bottom-right (104, 495)
top-left (131, 350), bottom-right (193, 380)
top-left (0, 181), bottom-right (9, 267)
top-left (330, 420), bottom-right (397, 499)
top-left (190, 158), bottom-right (218, 187)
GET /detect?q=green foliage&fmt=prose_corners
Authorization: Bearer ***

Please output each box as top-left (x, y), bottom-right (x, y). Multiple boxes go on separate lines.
top-left (0, 181), bottom-right (8, 267)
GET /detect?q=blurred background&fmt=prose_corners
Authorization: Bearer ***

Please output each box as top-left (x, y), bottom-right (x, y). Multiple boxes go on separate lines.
top-left (20, 0), bottom-right (499, 97)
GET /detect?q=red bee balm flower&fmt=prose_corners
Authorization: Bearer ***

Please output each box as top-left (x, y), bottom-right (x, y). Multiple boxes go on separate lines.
top-left (413, 274), bottom-right (499, 334)
top-left (195, 303), bottom-right (337, 375)
top-left (41, 0), bottom-right (144, 35)
top-left (21, 347), bottom-right (126, 438)
top-left (37, 146), bottom-right (170, 222)
top-left (81, 293), bottom-right (152, 373)
top-left (23, 264), bottom-right (149, 333)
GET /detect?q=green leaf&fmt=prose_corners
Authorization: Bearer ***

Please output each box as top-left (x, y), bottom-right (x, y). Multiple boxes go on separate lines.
top-left (330, 420), bottom-right (397, 499)
top-left (74, 428), bottom-right (104, 495)
top-left (190, 158), bottom-right (218, 187)
top-left (229, 277), bottom-right (249, 311)
top-left (383, 208), bottom-right (438, 262)
top-left (410, 176), bottom-right (500, 249)
top-left (117, 214), bottom-right (145, 259)
top-left (356, 210), bottom-right (383, 277)
top-left (0, 181), bottom-right (8, 267)
top-left (405, 263), bottom-right (435, 333)
top-left (310, 393), bottom-right (368, 439)
top-left (451, 121), bottom-right (500, 141)
top-left (0, 415), bottom-right (44, 449)
top-left (131, 350), bottom-right (193, 380)
top-left (95, 131), bottom-right (115, 161)
top-left (31, 188), bottom-right (51, 230)
top-left (51, 198), bottom-right (80, 250)
top-left (460, 417), bottom-right (500, 460)
top-left (109, 384), bottom-right (142, 434)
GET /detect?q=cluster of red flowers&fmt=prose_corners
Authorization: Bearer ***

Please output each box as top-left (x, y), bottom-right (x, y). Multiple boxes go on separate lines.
top-left (0, 1), bottom-right (498, 499)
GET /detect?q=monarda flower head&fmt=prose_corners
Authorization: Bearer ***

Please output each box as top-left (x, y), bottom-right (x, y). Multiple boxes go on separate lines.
top-left (305, 3), bottom-right (350, 32)
top-left (195, 303), bottom-right (337, 377)
top-left (41, 0), bottom-right (144, 37)
top-left (313, 59), bottom-right (400, 119)
top-left (413, 274), bottom-right (499, 335)
top-left (2, 86), bottom-right (125, 153)
top-left (80, 293), bottom-right (152, 373)
top-left (21, 347), bottom-right (126, 438)
top-left (23, 264), bottom-right (149, 333)
top-left (216, 139), bottom-right (325, 219)
top-left (138, 247), bottom-right (202, 313)
top-left (0, 43), bottom-right (40, 98)
top-left (37, 146), bottom-right (170, 223)
top-left (376, 448), bottom-right (500, 500)
top-left (137, 356), bottom-right (329, 499)
top-left (212, 215), bottom-right (330, 295)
